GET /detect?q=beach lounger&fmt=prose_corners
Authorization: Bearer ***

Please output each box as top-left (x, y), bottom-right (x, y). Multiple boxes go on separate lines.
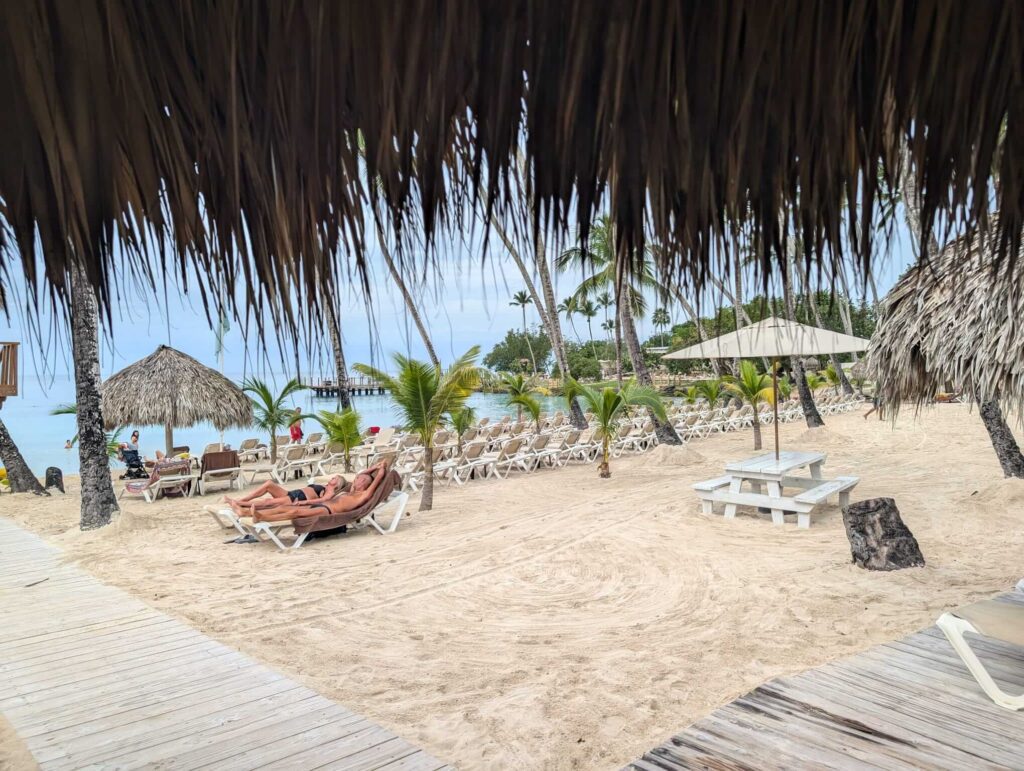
top-left (194, 450), bottom-right (242, 496)
top-left (937, 598), bottom-right (1024, 710)
top-left (120, 458), bottom-right (193, 502)
top-left (237, 438), bottom-right (267, 463)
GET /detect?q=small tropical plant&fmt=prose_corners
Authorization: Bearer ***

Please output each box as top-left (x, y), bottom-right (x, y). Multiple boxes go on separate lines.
top-left (805, 372), bottom-right (826, 394)
top-left (314, 408), bottom-right (362, 472)
top-left (777, 376), bottom-right (794, 401)
top-left (242, 377), bottom-right (309, 461)
top-left (355, 347), bottom-right (480, 511)
top-left (500, 372), bottom-right (548, 422)
top-left (696, 378), bottom-right (724, 407)
top-left (822, 363), bottom-right (842, 394)
top-left (509, 393), bottom-right (542, 433)
top-left (723, 361), bottom-right (775, 450)
top-left (448, 406), bottom-right (477, 453)
top-left (563, 378), bottom-right (667, 478)
top-left (683, 385), bottom-right (699, 405)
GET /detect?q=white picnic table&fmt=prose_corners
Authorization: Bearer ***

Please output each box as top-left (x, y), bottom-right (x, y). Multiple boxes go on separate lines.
top-left (695, 450), bottom-right (858, 528)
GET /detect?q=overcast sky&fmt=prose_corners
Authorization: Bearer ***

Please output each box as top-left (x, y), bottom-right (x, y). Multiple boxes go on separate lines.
top-left (0, 215), bottom-right (917, 397)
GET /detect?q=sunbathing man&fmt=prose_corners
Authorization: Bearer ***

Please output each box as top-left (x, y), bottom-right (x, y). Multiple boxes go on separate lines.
top-left (225, 475), bottom-right (346, 517)
top-left (249, 459), bottom-right (393, 523)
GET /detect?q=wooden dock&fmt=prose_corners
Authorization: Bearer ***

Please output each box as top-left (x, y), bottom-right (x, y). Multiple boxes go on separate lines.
top-left (309, 376), bottom-right (387, 398)
top-left (0, 518), bottom-right (451, 770)
top-left (626, 591), bottom-right (1024, 770)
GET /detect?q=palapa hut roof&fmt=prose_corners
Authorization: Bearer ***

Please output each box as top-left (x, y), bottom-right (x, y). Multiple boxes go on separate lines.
top-left (101, 346), bottom-right (252, 431)
top-left (868, 226), bottom-right (1024, 413)
top-left (2, 1), bottom-right (1024, 331)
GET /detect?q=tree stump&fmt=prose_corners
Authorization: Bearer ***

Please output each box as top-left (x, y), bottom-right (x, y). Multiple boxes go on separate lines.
top-left (45, 467), bottom-right (65, 494)
top-left (842, 497), bottom-right (925, 570)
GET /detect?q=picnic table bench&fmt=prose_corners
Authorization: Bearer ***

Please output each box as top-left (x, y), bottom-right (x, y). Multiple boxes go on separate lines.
top-left (693, 451), bottom-right (859, 528)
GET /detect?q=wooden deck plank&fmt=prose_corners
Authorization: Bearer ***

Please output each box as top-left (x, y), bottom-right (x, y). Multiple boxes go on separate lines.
top-left (0, 519), bottom-right (449, 770)
top-left (627, 589), bottom-right (1024, 769)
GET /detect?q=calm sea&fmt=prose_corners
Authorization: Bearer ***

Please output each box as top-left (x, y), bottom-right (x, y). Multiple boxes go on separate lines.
top-left (1, 374), bottom-right (571, 475)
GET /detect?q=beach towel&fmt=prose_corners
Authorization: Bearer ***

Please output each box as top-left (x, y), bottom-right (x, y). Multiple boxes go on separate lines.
top-left (200, 449), bottom-right (239, 475)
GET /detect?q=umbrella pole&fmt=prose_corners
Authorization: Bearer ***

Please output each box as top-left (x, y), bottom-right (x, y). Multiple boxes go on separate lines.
top-left (165, 423), bottom-right (174, 457)
top-left (772, 358), bottom-right (780, 460)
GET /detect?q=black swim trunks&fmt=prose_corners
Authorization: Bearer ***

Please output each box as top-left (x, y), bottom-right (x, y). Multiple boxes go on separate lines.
top-left (287, 489), bottom-right (308, 502)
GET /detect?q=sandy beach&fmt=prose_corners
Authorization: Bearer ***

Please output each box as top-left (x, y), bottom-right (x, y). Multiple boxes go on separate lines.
top-left (2, 403), bottom-right (1022, 769)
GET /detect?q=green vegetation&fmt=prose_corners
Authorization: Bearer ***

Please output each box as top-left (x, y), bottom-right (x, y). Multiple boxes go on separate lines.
top-left (313, 408), bottom-right (362, 472)
top-left (563, 378), bottom-right (667, 479)
top-left (356, 347), bottom-right (480, 511)
top-left (242, 378), bottom-right (309, 461)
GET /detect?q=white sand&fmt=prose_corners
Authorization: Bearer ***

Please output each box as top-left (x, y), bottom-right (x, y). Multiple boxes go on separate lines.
top-left (3, 404), bottom-right (1022, 769)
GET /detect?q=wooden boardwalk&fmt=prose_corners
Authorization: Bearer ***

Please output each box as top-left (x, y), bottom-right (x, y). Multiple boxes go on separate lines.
top-left (627, 591), bottom-right (1024, 770)
top-left (0, 518), bottom-right (452, 770)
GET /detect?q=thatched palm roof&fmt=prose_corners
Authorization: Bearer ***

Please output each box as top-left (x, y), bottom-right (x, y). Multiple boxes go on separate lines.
top-left (868, 227), bottom-right (1024, 412)
top-left (101, 346), bottom-right (252, 431)
top-left (1, 1), bottom-right (1023, 328)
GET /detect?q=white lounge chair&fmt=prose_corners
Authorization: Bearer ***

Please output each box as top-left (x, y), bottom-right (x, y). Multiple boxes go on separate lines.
top-left (237, 438), bottom-right (268, 463)
top-left (937, 598), bottom-right (1024, 710)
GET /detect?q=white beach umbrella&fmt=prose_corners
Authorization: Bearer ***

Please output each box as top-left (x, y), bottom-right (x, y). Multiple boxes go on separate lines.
top-left (663, 317), bottom-right (869, 458)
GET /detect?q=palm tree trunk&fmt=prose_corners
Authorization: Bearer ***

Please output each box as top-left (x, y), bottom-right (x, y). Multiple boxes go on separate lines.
top-left (324, 299), bottom-right (352, 410)
top-left (599, 436), bottom-right (611, 478)
top-left (618, 300), bottom-right (682, 445)
top-left (0, 417), bottom-right (46, 494)
top-left (752, 411), bottom-right (762, 450)
top-left (70, 265), bottom-right (119, 530)
top-left (613, 315), bottom-right (623, 385)
top-left (522, 307), bottom-right (537, 374)
top-left (375, 219), bottom-right (440, 369)
top-left (978, 399), bottom-right (1024, 478)
top-left (420, 446), bottom-right (434, 511)
top-left (494, 219), bottom-right (584, 426)
top-left (781, 262), bottom-right (825, 428)
top-left (587, 320), bottom-right (597, 358)
top-left (793, 260), bottom-right (854, 395)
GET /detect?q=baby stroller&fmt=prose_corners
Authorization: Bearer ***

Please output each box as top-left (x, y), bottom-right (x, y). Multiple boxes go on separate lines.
top-left (119, 449), bottom-right (148, 480)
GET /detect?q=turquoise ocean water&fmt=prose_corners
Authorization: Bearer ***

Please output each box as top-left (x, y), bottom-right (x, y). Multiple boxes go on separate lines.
top-left (2, 374), bottom-right (572, 475)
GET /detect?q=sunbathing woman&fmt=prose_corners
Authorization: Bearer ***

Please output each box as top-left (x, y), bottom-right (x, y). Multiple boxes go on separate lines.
top-left (225, 475), bottom-right (346, 517)
top-left (250, 459), bottom-right (393, 523)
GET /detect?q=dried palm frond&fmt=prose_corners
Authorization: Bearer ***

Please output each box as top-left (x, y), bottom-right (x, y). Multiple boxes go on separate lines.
top-left (869, 225), bottom-right (1024, 414)
top-left (0, 1), bottom-right (1022, 334)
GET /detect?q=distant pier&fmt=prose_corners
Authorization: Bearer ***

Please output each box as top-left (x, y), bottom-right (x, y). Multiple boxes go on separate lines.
top-left (308, 376), bottom-right (387, 398)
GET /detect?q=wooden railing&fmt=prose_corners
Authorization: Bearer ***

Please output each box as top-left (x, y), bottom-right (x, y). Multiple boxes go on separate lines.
top-left (0, 342), bottom-right (17, 407)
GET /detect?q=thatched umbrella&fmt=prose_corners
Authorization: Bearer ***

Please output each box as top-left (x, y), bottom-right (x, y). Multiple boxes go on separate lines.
top-left (869, 228), bottom-right (1024, 477)
top-left (102, 346), bottom-right (252, 455)
top-left (869, 228), bottom-right (1024, 411)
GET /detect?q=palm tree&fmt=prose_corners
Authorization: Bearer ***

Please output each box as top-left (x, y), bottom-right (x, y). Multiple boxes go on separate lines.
top-left (600, 318), bottom-right (615, 340)
top-left (696, 378), bottom-right (725, 408)
top-left (564, 378), bottom-right (667, 478)
top-left (558, 216), bottom-right (682, 444)
top-left (577, 298), bottom-right (599, 357)
top-left (557, 296), bottom-right (583, 343)
top-left (355, 347), bottom-right (480, 511)
top-left (448, 406), bottom-right (477, 453)
top-left (323, 297), bottom-right (352, 410)
top-left (313, 408), bottom-right (361, 472)
top-left (500, 372), bottom-right (546, 422)
top-left (70, 264), bottom-right (118, 529)
top-left (652, 307), bottom-right (671, 346)
top-left (823, 363), bottom-right (843, 395)
top-left (805, 372), bottom-right (826, 395)
top-left (242, 377), bottom-right (309, 461)
top-left (509, 290), bottom-right (537, 374)
top-left (596, 291), bottom-right (614, 325)
top-left (0, 417), bottom-right (46, 494)
top-left (724, 361), bottom-right (775, 450)
top-left (509, 392), bottom-right (542, 433)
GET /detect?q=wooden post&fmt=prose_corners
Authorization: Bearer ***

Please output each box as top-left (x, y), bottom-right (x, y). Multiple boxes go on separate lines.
top-left (165, 423), bottom-right (174, 456)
